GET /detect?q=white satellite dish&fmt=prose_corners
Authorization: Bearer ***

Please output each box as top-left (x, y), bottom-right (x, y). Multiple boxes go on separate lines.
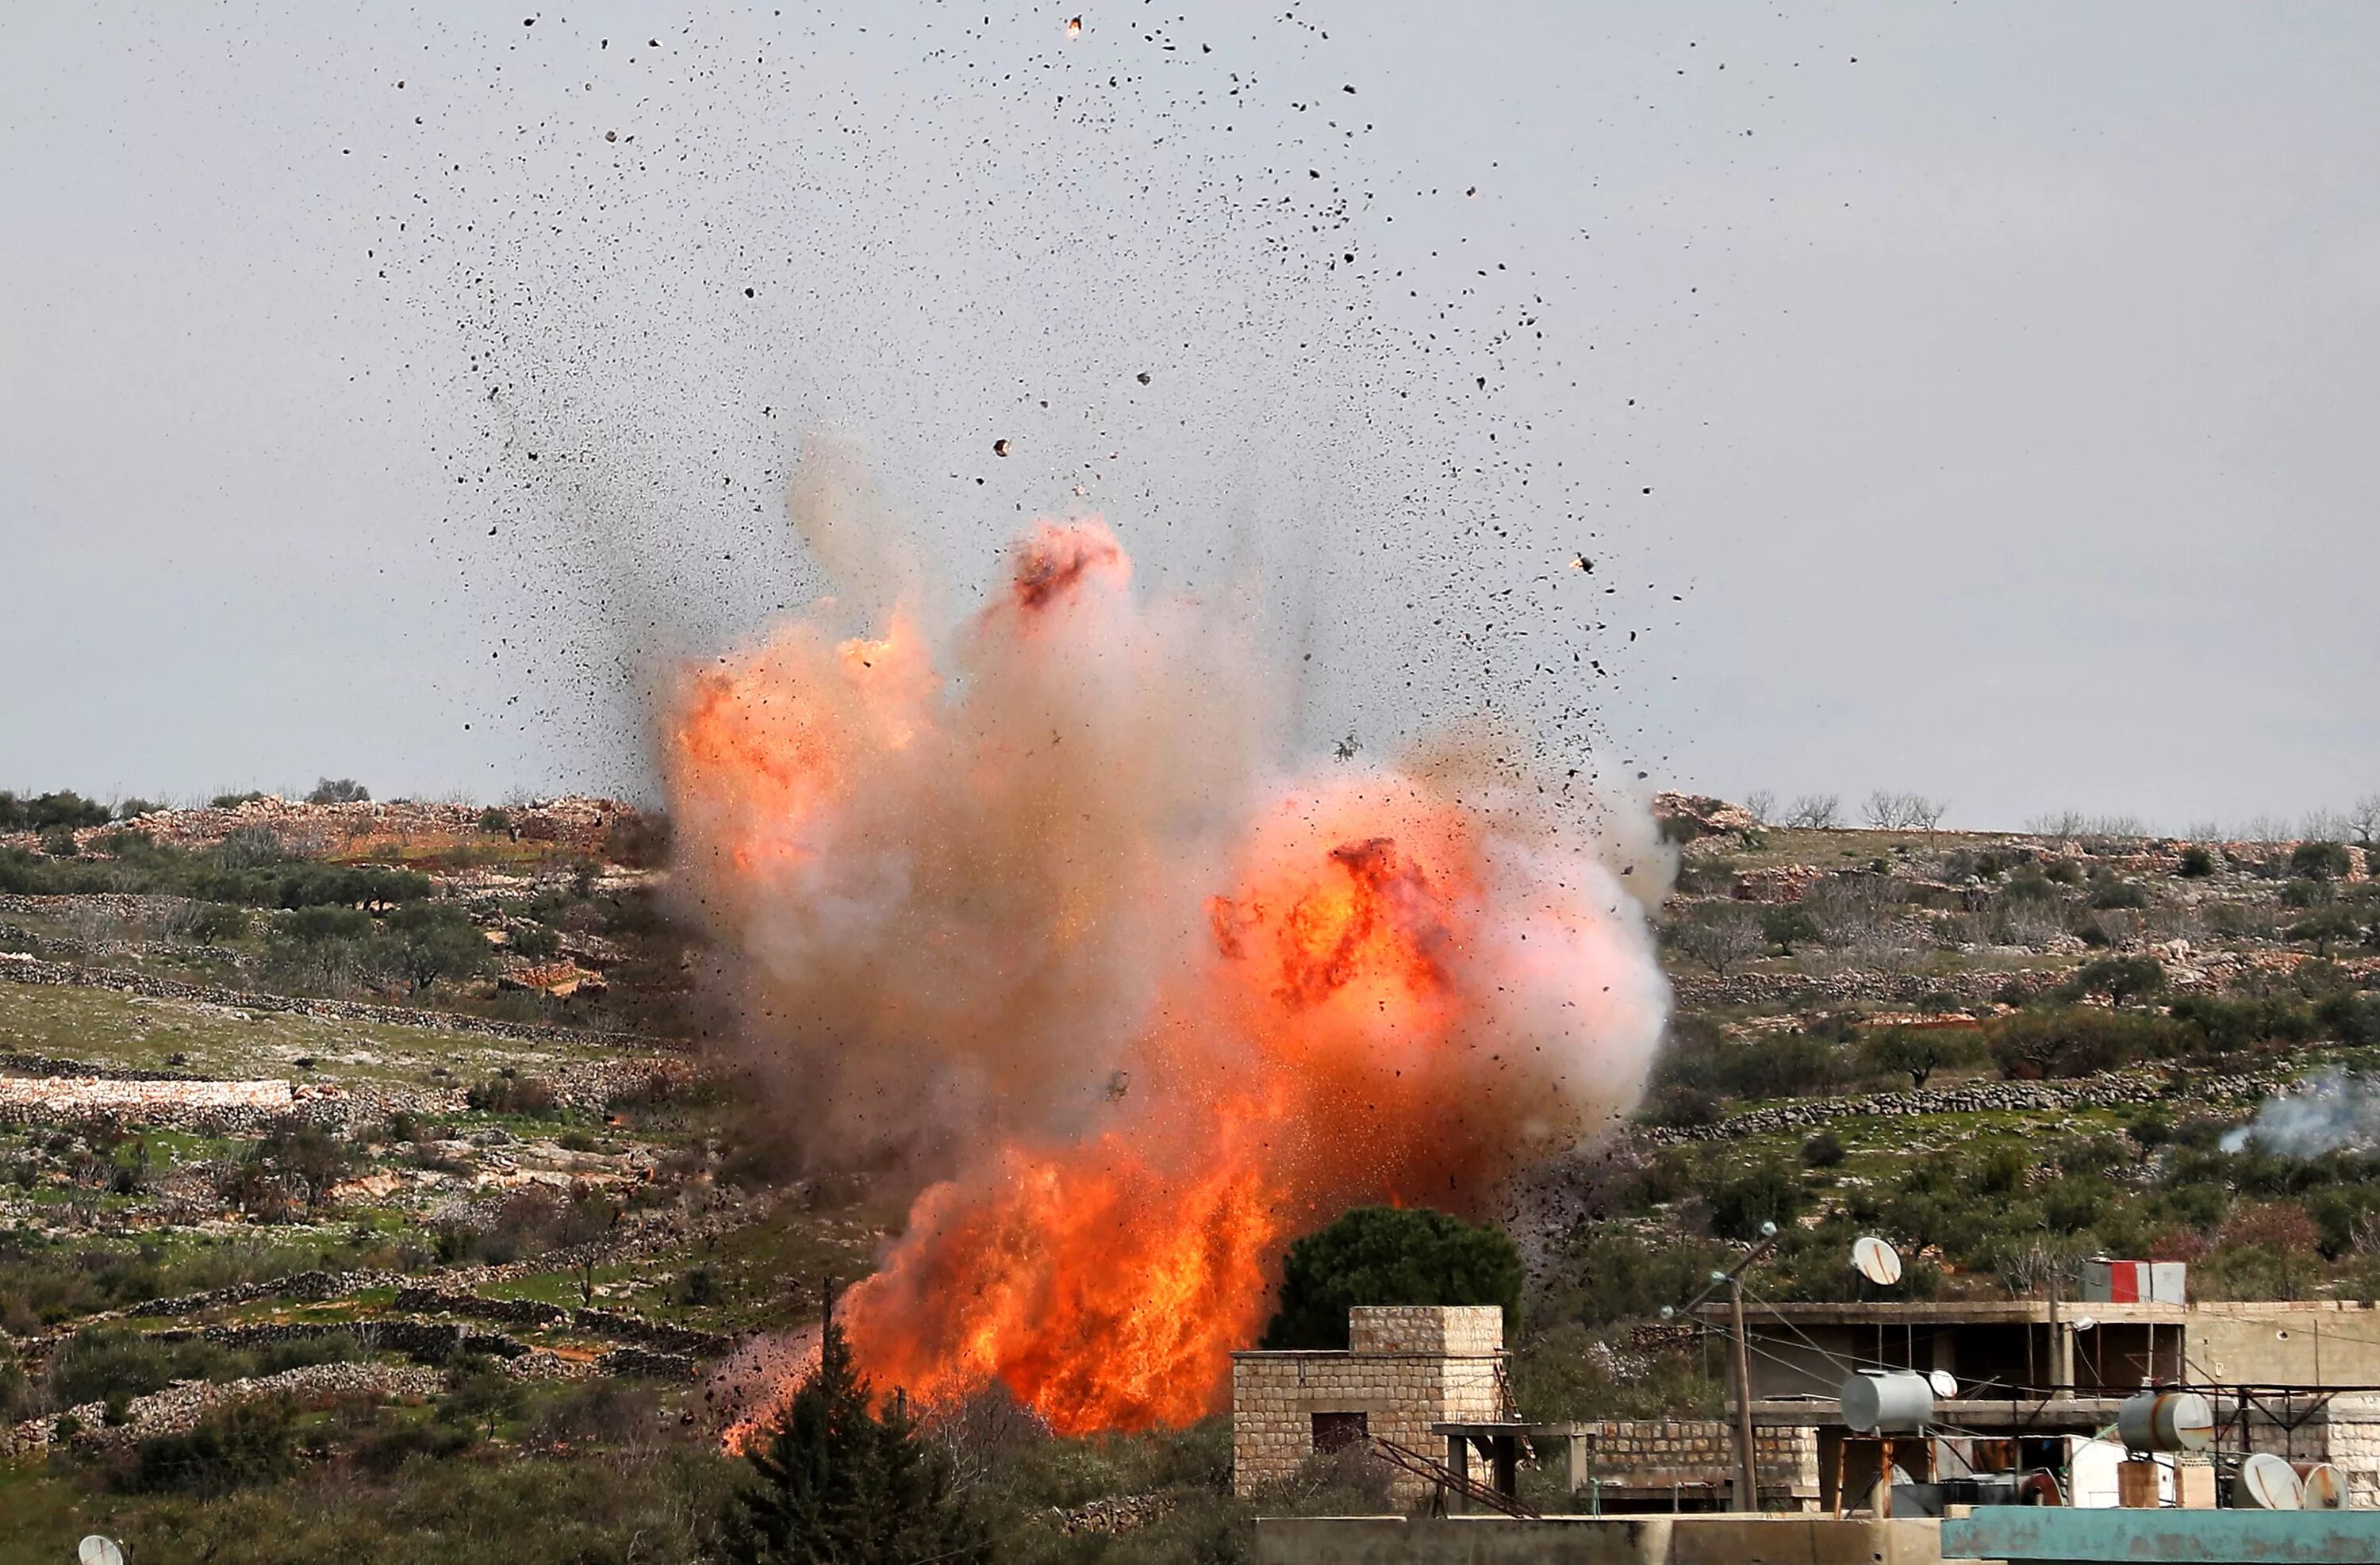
top-left (79, 1538), bottom-right (126, 1565)
top-left (1852, 1236), bottom-right (1903, 1287)
top-left (2237, 1452), bottom-right (2305, 1510)
top-left (1927, 1368), bottom-right (1959, 1400)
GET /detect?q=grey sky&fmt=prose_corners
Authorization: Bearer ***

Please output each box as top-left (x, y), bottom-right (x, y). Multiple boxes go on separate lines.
top-left (4, 2), bottom-right (2374, 831)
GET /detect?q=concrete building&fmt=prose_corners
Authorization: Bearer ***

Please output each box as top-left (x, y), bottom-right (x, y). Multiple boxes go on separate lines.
top-left (1231, 1305), bottom-right (1508, 1503)
top-left (1699, 1296), bottom-right (2380, 1510)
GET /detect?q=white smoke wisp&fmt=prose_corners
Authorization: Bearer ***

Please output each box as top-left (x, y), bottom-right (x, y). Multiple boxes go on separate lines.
top-left (2221, 1070), bottom-right (2380, 1157)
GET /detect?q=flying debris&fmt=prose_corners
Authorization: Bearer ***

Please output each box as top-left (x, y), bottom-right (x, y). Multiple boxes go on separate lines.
top-left (1066, 16), bottom-right (1083, 38)
top-left (1570, 554), bottom-right (1593, 573)
top-left (993, 438), bottom-right (1011, 457)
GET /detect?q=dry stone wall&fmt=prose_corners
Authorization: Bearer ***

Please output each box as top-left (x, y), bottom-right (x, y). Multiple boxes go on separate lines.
top-left (1578, 1419), bottom-right (1820, 1505)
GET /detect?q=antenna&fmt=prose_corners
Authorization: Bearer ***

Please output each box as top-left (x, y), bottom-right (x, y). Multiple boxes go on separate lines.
top-left (1851, 1236), bottom-right (1902, 1287)
top-left (79, 1539), bottom-right (126, 1565)
top-left (1926, 1368), bottom-right (1959, 1400)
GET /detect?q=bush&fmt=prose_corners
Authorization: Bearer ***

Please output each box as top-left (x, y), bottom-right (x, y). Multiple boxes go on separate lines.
top-left (2176, 846), bottom-right (2217, 877)
top-left (2068, 956), bottom-right (2167, 1006)
top-left (0, 789), bottom-right (113, 833)
top-left (2086, 873), bottom-right (2148, 910)
top-left (1706, 1162), bottom-right (1805, 1241)
top-left (2292, 841), bottom-right (2354, 881)
top-left (468, 1074), bottom-right (560, 1116)
top-left (478, 806), bottom-right (513, 834)
top-left (115, 1397), bottom-right (298, 1495)
top-left (1801, 1129), bottom-right (1847, 1168)
top-left (1259, 1206), bottom-right (1523, 1350)
top-left (179, 902), bottom-right (251, 943)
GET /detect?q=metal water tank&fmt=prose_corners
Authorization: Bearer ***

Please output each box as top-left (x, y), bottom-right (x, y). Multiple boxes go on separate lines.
top-left (1841, 1370), bottom-right (1933, 1434)
top-left (2117, 1390), bottom-right (2214, 1452)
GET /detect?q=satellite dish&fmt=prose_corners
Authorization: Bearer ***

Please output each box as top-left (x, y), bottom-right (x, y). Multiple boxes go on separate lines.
top-left (2073, 1315), bottom-right (2098, 1333)
top-left (2237, 1452), bottom-right (2305, 1510)
top-left (1852, 1236), bottom-right (1903, 1287)
top-left (1927, 1368), bottom-right (1959, 1399)
top-left (79, 1539), bottom-right (125, 1565)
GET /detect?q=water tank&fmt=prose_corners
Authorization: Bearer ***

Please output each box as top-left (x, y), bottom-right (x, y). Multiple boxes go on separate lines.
top-left (2117, 1390), bottom-right (2214, 1453)
top-left (2236, 1452), bottom-right (2304, 1510)
top-left (1841, 1370), bottom-right (1933, 1434)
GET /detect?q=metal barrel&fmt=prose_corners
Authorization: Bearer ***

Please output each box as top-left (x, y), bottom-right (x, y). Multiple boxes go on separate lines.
top-left (1840, 1370), bottom-right (1933, 1434)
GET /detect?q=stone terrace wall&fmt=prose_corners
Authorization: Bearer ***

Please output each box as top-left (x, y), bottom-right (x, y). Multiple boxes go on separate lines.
top-left (1642, 1066), bottom-right (2286, 1145)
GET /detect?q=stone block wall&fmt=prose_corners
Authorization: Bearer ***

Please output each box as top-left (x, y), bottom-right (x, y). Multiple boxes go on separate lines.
top-left (1233, 1306), bottom-right (1509, 1504)
top-left (1576, 1419), bottom-right (1821, 1505)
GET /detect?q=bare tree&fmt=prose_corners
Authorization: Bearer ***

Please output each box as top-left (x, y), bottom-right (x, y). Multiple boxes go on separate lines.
top-left (2350, 796), bottom-right (2380, 847)
top-left (1785, 793), bottom-right (1841, 830)
top-left (1910, 797), bottom-right (1950, 846)
top-left (1670, 903), bottom-right (1767, 977)
top-left (1741, 789), bottom-right (1776, 827)
top-left (1862, 790), bottom-right (1900, 830)
top-left (2303, 809), bottom-right (2351, 845)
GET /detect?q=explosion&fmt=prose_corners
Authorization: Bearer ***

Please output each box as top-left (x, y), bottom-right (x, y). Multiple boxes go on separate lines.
top-left (669, 495), bottom-right (1668, 1439)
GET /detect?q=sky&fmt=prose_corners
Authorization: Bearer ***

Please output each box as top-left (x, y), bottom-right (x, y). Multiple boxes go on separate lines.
top-left (3, 2), bottom-right (2375, 833)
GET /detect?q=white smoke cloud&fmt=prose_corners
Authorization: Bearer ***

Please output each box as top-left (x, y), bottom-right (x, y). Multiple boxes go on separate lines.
top-left (2221, 1069), bottom-right (2380, 1157)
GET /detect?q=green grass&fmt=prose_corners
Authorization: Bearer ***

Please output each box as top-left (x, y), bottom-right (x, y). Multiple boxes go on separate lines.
top-left (0, 980), bottom-right (643, 1091)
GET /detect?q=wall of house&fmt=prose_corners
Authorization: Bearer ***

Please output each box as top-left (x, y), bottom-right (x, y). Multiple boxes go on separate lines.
top-left (1232, 1306), bottom-right (1507, 1502)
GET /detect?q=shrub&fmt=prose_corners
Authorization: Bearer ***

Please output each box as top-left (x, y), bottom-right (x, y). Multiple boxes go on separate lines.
top-left (468, 1074), bottom-right (560, 1116)
top-left (2069, 956), bottom-right (2167, 1006)
top-left (478, 806), bottom-right (513, 834)
top-left (2176, 846), bottom-right (2217, 878)
top-left (1801, 1130), bottom-right (1847, 1168)
top-left (178, 902), bottom-right (250, 943)
top-left (2292, 841), bottom-right (2355, 881)
top-left (305, 777), bottom-right (371, 804)
top-left (115, 1397), bottom-right (298, 1496)
top-left (1260, 1206), bottom-right (1523, 1349)
top-left (2086, 873), bottom-right (2148, 910)
top-left (0, 790), bottom-right (113, 833)
top-left (1706, 1162), bottom-right (1806, 1241)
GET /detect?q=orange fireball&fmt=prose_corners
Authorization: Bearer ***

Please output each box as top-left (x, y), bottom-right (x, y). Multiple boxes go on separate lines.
top-left (666, 513), bottom-right (1668, 1435)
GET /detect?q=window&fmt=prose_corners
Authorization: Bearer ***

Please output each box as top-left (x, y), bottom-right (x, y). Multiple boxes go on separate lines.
top-left (1311, 1411), bottom-right (1368, 1452)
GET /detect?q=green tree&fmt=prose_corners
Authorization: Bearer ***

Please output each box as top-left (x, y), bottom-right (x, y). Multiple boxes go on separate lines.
top-left (726, 1310), bottom-right (987, 1565)
top-left (379, 902), bottom-right (495, 993)
top-left (306, 777), bottom-right (371, 804)
top-left (1260, 1206), bottom-right (1523, 1350)
top-left (2070, 956), bottom-right (2167, 1007)
top-left (1864, 1026), bottom-right (1954, 1089)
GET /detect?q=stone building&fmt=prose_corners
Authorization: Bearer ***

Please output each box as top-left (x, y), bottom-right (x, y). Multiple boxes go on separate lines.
top-left (1231, 1305), bottom-right (1508, 1502)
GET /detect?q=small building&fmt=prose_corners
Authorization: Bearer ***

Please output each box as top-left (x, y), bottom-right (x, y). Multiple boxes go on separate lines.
top-left (1232, 1305), bottom-right (1507, 1503)
top-left (1697, 1294), bottom-right (2380, 1509)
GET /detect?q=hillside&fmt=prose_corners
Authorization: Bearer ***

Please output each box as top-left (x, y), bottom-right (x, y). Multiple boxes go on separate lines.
top-left (3, 786), bottom-right (2378, 1555)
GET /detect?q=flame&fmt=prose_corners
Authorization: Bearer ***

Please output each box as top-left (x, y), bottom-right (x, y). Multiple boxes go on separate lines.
top-left (667, 512), bottom-right (1668, 1438)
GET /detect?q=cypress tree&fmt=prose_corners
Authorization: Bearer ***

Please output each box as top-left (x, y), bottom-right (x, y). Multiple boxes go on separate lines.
top-left (726, 1292), bottom-right (989, 1565)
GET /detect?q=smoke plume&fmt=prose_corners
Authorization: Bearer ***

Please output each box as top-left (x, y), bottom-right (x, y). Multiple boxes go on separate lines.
top-left (666, 453), bottom-right (1671, 1434)
top-left (2222, 1070), bottom-right (2380, 1157)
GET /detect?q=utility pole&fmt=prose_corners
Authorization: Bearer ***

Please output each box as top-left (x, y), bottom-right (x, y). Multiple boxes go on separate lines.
top-left (1729, 1274), bottom-right (1760, 1513)
top-left (1664, 1222), bottom-right (1780, 1517)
